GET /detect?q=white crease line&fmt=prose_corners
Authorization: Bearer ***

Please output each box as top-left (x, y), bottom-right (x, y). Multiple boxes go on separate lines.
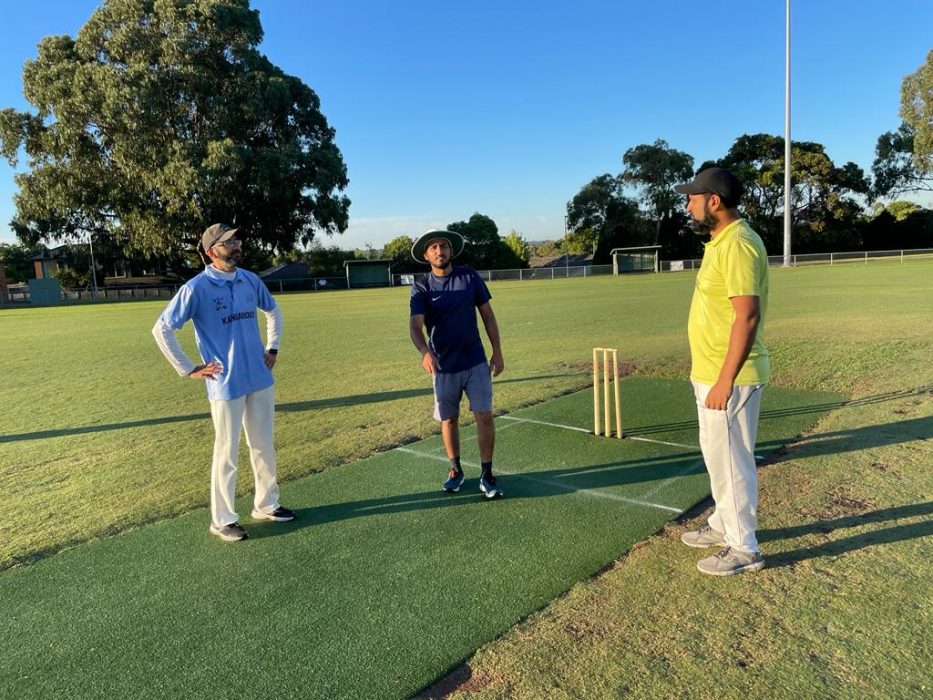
top-left (494, 419), bottom-right (525, 433)
top-left (396, 446), bottom-right (479, 469)
top-left (641, 458), bottom-right (707, 500)
top-left (516, 474), bottom-right (682, 513)
top-left (395, 446), bottom-right (681, 514)
top-left (499, 415), bottom-right (591, 434)
top-left (500, 416), bottom-right (701, 451)
top-left (627, 435), bottom-right (700, 450)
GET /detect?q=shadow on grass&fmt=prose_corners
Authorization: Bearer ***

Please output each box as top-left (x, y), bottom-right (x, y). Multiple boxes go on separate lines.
top-left (0, 373), bottom-right (572, 443)
top-left (755, 414), bottom-right (933, 458)
top-left (760, 501), bottom-right (933, 568)
top-left (247, 414), bottom-right (933, 539)
top-left (245, 455), bottom-right (706, 539)
top-left (625, 385), bottom-right (931, 438)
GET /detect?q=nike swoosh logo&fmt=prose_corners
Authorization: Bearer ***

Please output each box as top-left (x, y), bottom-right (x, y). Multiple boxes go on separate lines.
top-left (431, 296), bottom-right (442, 301)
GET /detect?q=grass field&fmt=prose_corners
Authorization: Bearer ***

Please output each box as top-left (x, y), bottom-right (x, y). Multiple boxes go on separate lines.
top-left (1, 260), bottom-right (931, 697)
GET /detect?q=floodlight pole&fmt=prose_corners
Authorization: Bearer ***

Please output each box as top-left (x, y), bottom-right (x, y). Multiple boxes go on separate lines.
top-left (564, 214), bottom-right (569, 272)
top-left (783, 0), bottom-right (793, 267)
top-left (88, 231), bottom-right (98, 300)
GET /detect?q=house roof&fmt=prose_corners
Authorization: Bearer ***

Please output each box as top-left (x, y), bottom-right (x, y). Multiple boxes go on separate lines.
top-left (342, 259), bottom-right (392, 268)
top-left (259, 261), bottom-right (310, 280)
top-left (528, 253), bottom-right (594, 269)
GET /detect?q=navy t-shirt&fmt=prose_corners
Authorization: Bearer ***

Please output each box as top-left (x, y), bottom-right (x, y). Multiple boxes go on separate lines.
top-left (410, 266), bottom-right (492, 373)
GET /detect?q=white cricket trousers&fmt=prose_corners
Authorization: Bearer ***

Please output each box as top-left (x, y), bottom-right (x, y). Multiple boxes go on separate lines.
top-left (692, 381), bottom-right (764, 555)
top-left (209, 385), bottom-right (281, 527)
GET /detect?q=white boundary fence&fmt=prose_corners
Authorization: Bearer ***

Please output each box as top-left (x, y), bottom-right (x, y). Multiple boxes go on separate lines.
top-left (391, 264), bottom-right (613, 287)
top-left (3, 248), bottom-right (932, 305)
top-left (662, 247), bottom-right (933, 272)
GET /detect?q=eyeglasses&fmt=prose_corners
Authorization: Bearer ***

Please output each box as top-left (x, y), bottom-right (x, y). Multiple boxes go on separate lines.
top-left (213, 238), bottom-right (241, 248)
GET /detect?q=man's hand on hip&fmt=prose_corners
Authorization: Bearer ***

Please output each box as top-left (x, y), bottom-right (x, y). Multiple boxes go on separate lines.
top-left (189, 361), bottom-right (222, 381)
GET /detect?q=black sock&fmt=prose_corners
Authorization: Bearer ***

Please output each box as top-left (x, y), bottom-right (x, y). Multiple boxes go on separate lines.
top-left (450, 456), bottom-right (462, 474)
top-left (481, 462), bottom-right (493, 478)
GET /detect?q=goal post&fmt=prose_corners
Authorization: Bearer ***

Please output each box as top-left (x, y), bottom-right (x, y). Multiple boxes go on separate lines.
top-left (610, 245), bottom-right (661, 275)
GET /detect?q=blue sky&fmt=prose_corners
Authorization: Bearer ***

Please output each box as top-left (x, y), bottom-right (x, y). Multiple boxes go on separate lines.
top-left (1, 0), bottom-right (931, 249)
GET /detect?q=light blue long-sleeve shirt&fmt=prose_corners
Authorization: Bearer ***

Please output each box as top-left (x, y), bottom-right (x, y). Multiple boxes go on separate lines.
top-left (153, 265), bottom-right (281, 401)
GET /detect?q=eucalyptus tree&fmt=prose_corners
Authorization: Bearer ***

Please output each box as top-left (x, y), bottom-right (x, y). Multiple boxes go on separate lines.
top-left (620, 139), bottom-right (694, 243)
top-left (0, 0), bottom-right (349, 264)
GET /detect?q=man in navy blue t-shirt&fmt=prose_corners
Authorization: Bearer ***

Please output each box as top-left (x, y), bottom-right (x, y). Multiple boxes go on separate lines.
top-left (409, 228), bottom-right (505, 498)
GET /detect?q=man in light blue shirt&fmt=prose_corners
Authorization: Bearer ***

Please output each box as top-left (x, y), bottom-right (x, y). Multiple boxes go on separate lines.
top-left (153, 223), bottom-right (294, 542)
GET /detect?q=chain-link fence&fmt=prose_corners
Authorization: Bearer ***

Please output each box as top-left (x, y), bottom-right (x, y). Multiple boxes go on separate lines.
top-left (4, 248), bottom-right (932, 305)
top-left (392, 264), bottom-right (613, 287)
top-left (661, 247), bottom-right (933, 272)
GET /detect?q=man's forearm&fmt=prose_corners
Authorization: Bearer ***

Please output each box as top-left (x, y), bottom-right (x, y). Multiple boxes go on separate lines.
top-left (717, 316), bottom-right (758, 386)
top-left (479, 308), bottom-right (501, 354)
top-left (409, 318), bottom-right (430, 356)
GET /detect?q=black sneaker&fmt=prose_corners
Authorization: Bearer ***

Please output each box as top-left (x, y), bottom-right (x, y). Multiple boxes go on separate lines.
top-left (209, 522), bottom-right (248, 542)
top-left (443, 469), bottom-right (465, 493)
top-left (251, 506), bottom-right (296, 522)
top-left (479, 474), bottom-right (502, 499)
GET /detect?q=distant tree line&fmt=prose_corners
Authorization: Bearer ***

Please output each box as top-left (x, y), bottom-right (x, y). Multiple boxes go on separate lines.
top-left (563, 48), bottom-right (933, 263)
top-left (0, 2), bottom-right (931, 276)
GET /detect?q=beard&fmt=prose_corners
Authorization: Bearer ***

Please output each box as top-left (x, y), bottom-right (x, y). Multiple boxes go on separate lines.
top-left (688, 202), bottom-right (717, 236)
top-left (213, 248), bottom-right (241, 269)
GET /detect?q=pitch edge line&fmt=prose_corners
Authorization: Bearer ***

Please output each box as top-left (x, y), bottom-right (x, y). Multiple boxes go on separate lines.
top-left (395, 446), bottom-right (682, 514)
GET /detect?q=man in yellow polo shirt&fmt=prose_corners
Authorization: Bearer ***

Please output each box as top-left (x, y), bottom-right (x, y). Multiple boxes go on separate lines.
top-left (674, 167), bottom-right (769, 576)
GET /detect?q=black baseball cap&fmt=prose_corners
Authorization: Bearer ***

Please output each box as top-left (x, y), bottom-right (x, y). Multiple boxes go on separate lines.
top-left (674, 167), bottom-right (744, 205)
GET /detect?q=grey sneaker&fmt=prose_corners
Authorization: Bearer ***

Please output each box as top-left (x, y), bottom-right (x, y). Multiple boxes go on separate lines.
top-left (209, 522), bottom-right (248, 542)
top-left (697, 546), bottom-right (765, 576)
top-left (251, 506), bottom-right (296, 522)
top-left (681, 525), bottom-right (727, 548)
top-left (479, 474), bottom-right (502, 499)
top-left (443, 469), bottom-right (465, 493)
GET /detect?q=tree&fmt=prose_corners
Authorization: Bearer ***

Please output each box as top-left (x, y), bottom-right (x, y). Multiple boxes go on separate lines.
top-left (0, 243), bottom-right (42, 283)
top-left (0, 0), bottom-right (349, 268)
top-left (502, 229), bottom-right (530, 264)
top-left (901, 49), bottom-right (933, 172)
top-left (303, 241), bottom-right (356, 276)
top-left (532, 240), bottom-right (563, 257)
top-left (381, 235), bottom-right (418, 273)
top-left (884, 200), bottom-right (923, 221)
top-left (712, 134), bottom-right (869, 252)
top-left (620, 139), bottom-right (694, 243)
top-left (447, 213), bottom-right (501, 269)
top-left (565, 174), bottom-right (646, 262)
top-left (872, 123), bottom-right (933, 197)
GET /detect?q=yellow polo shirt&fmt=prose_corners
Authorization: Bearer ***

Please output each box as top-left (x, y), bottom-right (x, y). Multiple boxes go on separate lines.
top-left (688, 219), bottom-right (770, 385)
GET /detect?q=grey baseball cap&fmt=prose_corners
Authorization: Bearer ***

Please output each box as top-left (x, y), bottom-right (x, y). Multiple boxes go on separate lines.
top-left (674, 167), bottom-right (744, 204)
top-left (200, 223), bottom-right (240, 251)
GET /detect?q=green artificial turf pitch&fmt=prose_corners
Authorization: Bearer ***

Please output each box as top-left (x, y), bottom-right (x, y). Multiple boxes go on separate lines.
top-left (0, 378), bottom-right (839, 698)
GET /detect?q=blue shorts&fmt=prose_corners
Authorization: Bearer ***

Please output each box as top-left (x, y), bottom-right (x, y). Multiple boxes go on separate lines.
top-left (432, 361), bottom-right (493, 420)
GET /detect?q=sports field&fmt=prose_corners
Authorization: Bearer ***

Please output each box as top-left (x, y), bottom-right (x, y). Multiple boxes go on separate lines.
top-left (1, 261), bottom-right (931, 697)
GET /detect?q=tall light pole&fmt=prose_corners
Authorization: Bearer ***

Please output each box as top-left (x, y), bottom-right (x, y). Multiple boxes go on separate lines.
top-left (88, 231), bottom-right (98, 300)
top-left (564, 214), bottom-right (569, 272)
top-left (783, 0), bottom-right (793, 267)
